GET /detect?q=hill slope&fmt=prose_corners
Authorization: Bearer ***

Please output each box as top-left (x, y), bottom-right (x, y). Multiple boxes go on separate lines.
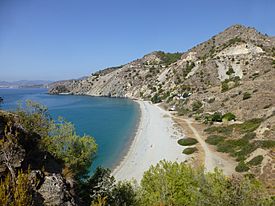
top-left (49, 24), bottom-right (275, 189)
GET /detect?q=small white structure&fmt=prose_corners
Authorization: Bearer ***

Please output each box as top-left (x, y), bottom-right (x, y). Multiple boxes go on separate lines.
top-left (169, 105), bottom-right (176, 111)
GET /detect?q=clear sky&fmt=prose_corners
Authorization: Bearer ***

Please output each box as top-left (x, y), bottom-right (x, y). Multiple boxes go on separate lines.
top-left (0, 0), bottom-right (274, 81)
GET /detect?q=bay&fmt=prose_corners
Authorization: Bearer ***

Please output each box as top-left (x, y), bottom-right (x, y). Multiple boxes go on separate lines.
top-left (0, 88), bottom-right (139, 173)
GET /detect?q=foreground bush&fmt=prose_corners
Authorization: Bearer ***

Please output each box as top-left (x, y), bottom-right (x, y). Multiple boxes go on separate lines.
top-left (0, 170), bottom-right (34, 206)
top-left (139, 160), bottom-right (272, 206)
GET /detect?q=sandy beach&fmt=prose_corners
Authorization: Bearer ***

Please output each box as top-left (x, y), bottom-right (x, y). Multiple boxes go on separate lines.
top-left (112, 101), bottom-right (188, 182)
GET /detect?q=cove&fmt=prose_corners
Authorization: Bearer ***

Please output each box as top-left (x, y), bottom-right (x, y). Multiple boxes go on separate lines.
top-left (0, 88), bottom-right (139, 173)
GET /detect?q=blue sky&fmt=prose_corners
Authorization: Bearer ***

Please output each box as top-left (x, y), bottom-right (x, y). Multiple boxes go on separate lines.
top-left (0, 0), bottom-right (274, 81)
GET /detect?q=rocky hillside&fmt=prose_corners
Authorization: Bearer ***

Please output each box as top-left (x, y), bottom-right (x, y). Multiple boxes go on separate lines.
top-left (48, 22), bottom-right (275, 128)
top-left (0, 111), bottom-right (76, 206)
top-left (49, 24), bottom-right (275, 189)
top-left (49, 25), bottom-right (275, 109)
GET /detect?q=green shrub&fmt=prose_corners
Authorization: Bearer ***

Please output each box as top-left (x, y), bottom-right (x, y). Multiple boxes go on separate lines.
top-left (222, 112), bottom-right (236, 121)
top-left (235, 118), bottom-right (262, 133)
top-left (228, 37), bottom-right (243, 45)
top-left (192, 101), bottom-right (203, 111)
top-left (234, 143), bottom-right (257, 161)
top-left (184, 61), bottom-right (196, 76)
top-left (182, 147), bottom-right (197, 154)
top-left (204, 126), bottom-right (233, 136)
top-left (156, 51), bottom-right (183, 66)
top-left (151, 94), bottom-right (162, 103)
top-left (216, 138), bottom-right (249, 156)
top-left (211, 112), bottom-right (223, 122)
top-left (206, 135), bottom-right (226, 145)
top-left (177, 107), bottom-right (189, 116)
top-left (221, 81), bottom-right (229, 92)
top-left (256, 140), bottom-right (275, 149)
top-left (235, 161), bottom-right (250, 172)
top-left (243, 92), bottom-right (251, 100)
top-left (226, 66), bottom-right (235, 75)
top-left (178, 138), bottom-right (198, 146)
top-left (242, 132), bottom-right (256, 140)
top-left (247, 155), bottom-right (264, 166)
top-left (217, 141), bottom-right (235, 153)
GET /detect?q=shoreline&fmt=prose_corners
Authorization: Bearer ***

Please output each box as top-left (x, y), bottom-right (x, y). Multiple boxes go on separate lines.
top-left (111, 100), bottom-right (188, 182)
top-left (109, 100), bottom-right (142, 172)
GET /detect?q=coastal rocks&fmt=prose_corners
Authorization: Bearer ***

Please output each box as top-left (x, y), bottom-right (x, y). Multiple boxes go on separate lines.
top-left (0, 141), bottom-right (26, 175)
top-left (49, 85), bottom-right (71, 94)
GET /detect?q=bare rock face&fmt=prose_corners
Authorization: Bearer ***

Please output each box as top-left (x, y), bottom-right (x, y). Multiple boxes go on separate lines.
top-left (0, 141), bottom-right (25, 173)
top-left (37, 174), bottom-right (76, 206)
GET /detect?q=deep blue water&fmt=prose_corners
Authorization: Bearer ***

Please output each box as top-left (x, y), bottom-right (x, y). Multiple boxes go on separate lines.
top-left (0, 88), bottom-right (139, 173)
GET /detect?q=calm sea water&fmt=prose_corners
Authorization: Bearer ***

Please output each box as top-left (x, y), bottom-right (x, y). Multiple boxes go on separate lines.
top-left (0, 88), bottom-right (139, 173)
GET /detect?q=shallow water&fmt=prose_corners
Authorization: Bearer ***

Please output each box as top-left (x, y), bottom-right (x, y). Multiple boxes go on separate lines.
top-left (0, 88), bottom-right (139, 173)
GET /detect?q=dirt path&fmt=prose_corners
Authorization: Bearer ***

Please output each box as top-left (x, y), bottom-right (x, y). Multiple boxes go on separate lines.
top-left (173, 116), bottom-right (237, 176)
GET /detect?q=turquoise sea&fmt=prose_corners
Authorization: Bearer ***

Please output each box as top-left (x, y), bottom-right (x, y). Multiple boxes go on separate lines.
top-left (0, 88), bottom-right (139, 173)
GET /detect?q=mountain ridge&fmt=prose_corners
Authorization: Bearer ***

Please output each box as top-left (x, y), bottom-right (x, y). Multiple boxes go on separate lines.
top-left (0, 80), bottom-right (53, 88)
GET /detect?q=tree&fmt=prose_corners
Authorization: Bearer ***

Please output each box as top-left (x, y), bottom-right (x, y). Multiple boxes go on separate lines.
top-left (111, 181), bottom-right (137, 206)
top-left (138, 160), bottom-right (272, 206)
top-left (16, 100), bottom-right (51, 137)
top-left (41, 118), bottom-right (97, 177)
top-left (79, 167), bottom-right (115, 205)
top-left (212, 112), bottom-right (223, 122)
top-left (80, 168), bottom-right (138, 206)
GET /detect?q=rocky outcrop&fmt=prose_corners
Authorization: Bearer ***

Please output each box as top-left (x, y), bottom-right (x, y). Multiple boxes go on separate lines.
top-left (37, 174), bottom-right (76, 206)
top-left (0, 111), bottom-right (77, 206)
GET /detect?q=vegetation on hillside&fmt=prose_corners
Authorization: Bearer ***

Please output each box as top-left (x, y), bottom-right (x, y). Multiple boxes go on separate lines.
top-left (205, 118), bottom-right (275, 173)
top-left (138, 161), bottom-right (272, 206)
top-left (156, 51), bottom-right (183, 66)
